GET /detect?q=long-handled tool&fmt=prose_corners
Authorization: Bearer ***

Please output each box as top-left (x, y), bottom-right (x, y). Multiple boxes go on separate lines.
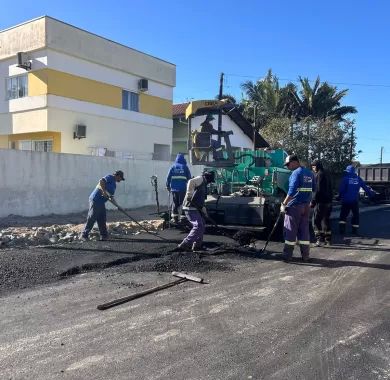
top-left (108, 198), bottom-right (170, 242)
top-left (150, 175), bottom-right (160, 214)
top-left (167, 189), bottom-right (171, 228)
top-left (97, 272), bottom-right (204, 310)
top-left (259, 212), bottom-right (283, 254)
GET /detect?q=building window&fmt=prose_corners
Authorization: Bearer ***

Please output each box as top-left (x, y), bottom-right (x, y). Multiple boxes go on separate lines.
top-left (6, 74), bottom-right (28, 100)
top-left (153, 144), bottom-right (170, 161)
top-left (122, 90), bottom-right (139, 112)
top-left (18, 140), bottom-right (53, 152)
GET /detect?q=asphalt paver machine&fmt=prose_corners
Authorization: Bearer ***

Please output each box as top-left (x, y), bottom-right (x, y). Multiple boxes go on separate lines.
top-left (186, 100), bottom-right (291, 235)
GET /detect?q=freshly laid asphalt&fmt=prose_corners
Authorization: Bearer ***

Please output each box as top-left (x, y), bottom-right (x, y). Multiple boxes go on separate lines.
top-left (0, 205), bottom-right (389, 380)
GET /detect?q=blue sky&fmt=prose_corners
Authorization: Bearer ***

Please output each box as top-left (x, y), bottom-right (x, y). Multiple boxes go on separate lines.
top-left (1, 0), bottom-right (389, 164)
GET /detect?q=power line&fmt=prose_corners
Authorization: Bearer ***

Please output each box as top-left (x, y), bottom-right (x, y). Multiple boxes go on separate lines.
top-left (225, 73), bottom-right (390, 89)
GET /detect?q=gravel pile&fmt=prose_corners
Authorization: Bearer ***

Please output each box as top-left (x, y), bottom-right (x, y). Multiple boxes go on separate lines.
top-left (0, 220), bottom-right (164, 249)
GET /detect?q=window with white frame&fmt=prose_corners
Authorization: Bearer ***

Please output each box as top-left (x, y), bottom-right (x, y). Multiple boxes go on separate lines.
top-left (18, 140), bottom-right (53, 152)
top-left (122, 90), bottom-right (139, 112)
top-left (6, 74), bottom-right (28, 100)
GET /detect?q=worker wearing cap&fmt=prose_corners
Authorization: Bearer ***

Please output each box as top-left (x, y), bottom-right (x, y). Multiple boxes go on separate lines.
top-left (176, 171), bottom-right (215, 251)
top-left (311, 159), bottom-right (333, 245)
top-left (280, 155), bottom-right (316, 262)
top-left (81, 170), bottom-right (125, 241)
top-left (166, 153), bottom-right (192, 223)
top-left (338, 165), bottom-right (375, 235)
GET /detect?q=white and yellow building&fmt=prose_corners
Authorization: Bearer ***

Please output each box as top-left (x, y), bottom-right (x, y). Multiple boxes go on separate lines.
top-left (0, 16), bottom-right (175, 159)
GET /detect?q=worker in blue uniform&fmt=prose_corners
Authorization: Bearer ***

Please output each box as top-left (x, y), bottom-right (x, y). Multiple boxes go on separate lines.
top-left (338, 165), bottom-right (375, 235)
top-left (166, 153), bottom-right (192, 223)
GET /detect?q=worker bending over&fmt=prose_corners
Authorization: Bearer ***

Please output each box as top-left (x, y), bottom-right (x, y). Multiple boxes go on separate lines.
top-left (176, 171), bottom-right (215, 251)
top-left (81, 170), bottom-right (125, 241)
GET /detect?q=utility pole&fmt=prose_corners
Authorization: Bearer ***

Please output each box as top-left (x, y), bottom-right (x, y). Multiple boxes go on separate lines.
top-left (380, 146), bottom-right (384, 165)
top-left (252, 103), bottom-right (257, 150)
top-left (217, 72), bottom-right (224, 143)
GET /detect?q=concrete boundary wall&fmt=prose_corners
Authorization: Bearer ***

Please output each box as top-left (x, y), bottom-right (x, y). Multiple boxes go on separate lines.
top-left (0, 149), bottom-right (202, 217)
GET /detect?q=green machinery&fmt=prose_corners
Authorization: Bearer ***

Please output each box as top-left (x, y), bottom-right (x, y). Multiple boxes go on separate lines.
top-left (185, 100), bottom-right (291, 233)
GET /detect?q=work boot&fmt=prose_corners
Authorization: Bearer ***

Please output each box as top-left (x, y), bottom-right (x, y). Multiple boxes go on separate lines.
top-left (315, 239), bottom-right (323, 247)
top-left (302, 256), bottom-right (312, 263)
top-left (80, 234), bottom-right (89, 242)
top-left (172, 241), bottom-right (191, 252)
top-left (352, 227), bottom-right (359, 235)
top-left (99, 236), bottom-right (108, 241)
top-left (192, 242), bottom-right (203, 252)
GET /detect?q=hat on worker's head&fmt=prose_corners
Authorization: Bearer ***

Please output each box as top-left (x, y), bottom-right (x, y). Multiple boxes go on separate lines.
top-left (205, 114), bottom-right (215, 122)
top-left (114, 170), bottom-right (125, 180)
top-left (311, 159), bottom-right (323, 170)
top-left (203, 170), bottom-right (215, 183)
top-left (284, 154), bottom-right (300, 167)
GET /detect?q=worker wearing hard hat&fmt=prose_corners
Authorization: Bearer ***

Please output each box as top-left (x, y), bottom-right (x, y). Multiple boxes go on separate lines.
top-left (280, 155), bottom-right (316, 262)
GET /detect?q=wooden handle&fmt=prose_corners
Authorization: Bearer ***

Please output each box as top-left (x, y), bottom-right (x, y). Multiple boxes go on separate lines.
top-left (97, 278), bottom-right (186, 310)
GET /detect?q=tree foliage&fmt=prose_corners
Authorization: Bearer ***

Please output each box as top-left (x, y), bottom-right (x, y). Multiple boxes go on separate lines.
top-left (240, 70), bottom-right (358, 172)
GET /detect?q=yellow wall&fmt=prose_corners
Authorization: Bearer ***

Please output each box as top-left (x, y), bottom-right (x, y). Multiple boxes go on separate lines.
top-left (28, 69), bottom-right (121, 108)
top-left (27, 69), bottom-right (172, 119)
top-left (139, 93), bottom-right (172, 119)
top-left (0, 135), bottom-right (9, 148)
top-left (28, 70), bottom-right (48, 96)
top-left (8, 131), bottom-right (61, 153)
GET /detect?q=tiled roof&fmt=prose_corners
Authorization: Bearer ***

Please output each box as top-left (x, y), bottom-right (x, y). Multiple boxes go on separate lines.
top-left (172, 103), bottom-right (189, 116)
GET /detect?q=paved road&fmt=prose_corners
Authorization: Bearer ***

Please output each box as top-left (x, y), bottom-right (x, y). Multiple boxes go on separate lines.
top-left (0, 205), bottom-right (389, 380)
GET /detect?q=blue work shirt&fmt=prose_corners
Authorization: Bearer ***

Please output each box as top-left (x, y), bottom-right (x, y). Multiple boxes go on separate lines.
top-left (89, 174), bottom-right (117, 203)
top-left (287, 166), bottom-right (315, 206)
top-left (339, 165), bottom-right (374, 203)
top-left (166, 153), bottom-right (191, 192)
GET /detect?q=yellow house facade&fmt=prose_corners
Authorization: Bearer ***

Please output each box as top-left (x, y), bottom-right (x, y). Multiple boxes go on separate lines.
top-left (0, 16), bottom-right (175, 159)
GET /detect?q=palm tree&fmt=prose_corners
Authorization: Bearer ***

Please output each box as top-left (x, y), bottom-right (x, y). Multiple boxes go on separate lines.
top-left (290, 77), bottom-right (357, 122)
top-left (240, 69), bottom-right (293, 128)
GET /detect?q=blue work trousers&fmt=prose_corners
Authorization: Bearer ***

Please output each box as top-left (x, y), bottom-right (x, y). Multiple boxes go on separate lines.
top-left (82, 201), bottom-right (108, 238)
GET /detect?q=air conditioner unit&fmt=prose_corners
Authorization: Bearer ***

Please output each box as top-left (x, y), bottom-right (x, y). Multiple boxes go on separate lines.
top-left (138, 78), bottom-right (148, 92)
top-left (74, 124), bottom-right (87, 139)
top-left (16, 52), bottom-right (31, 70)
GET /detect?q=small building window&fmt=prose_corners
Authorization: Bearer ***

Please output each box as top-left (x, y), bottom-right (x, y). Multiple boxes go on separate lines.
top-left (18, 140), bottom-right (53, 152)
top-left (6, 74), bottom-right (28, 100)
top-left (153, 144), bottom-right (170, 161)
top-left (122, 90), bottom-right (139, 112)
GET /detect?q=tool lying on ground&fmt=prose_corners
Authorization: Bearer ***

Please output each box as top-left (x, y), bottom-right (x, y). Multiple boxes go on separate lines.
top-left (97, 271), bottom-right (204, 310)
top-left (108, 198), bottom-right (170, 242)
top-left (259, 212), bottom-right (283, 254)
top-left (150, 175), bottom-right (160, 214)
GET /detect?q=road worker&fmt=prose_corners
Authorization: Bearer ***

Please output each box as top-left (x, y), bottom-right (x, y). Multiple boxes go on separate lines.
top-left (81, 170), bottom-right (125, 241)
top-left (176, 171), bottom-right (215, 251)
top-left (280, 155), bottom-right (316, 262)
top-left (166, 153), bottom-right (192, 224)
top-left (311, 159), bottom-right (333, 246)
top-left (338, 165), bottom-right (375, 235)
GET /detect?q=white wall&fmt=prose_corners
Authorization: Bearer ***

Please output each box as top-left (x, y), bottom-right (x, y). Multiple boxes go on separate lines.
top-left (191, 115), bottom-right (253, 150)
top-left (0, 149), bottom-right (202, 217)
top-left (48, 107), bottom-right (172, 155)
